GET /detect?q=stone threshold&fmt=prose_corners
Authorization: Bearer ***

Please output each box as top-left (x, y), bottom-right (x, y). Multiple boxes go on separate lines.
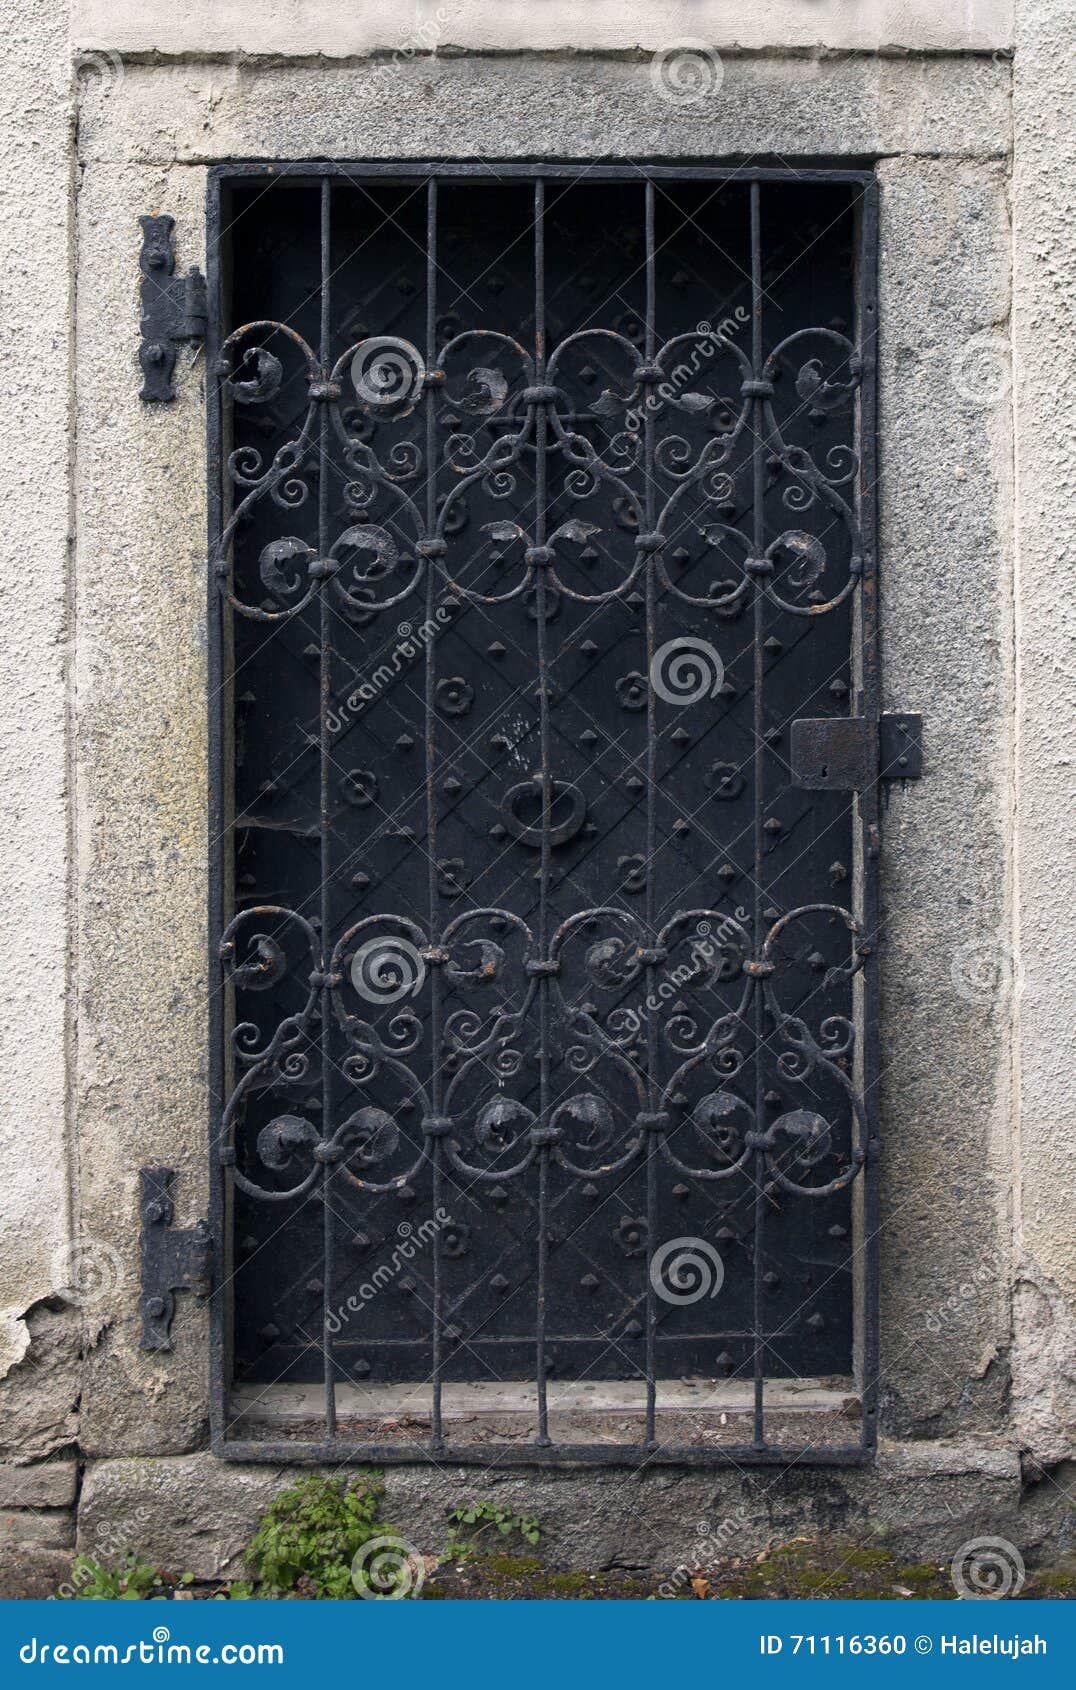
top-left (233, 1377), bottom-right (855, 1420)
top-left (228, 1377), bottom-right (861, 1449)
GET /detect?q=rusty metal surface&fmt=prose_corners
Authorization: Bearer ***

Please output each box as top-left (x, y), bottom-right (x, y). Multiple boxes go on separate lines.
top-left (879, 711), bottom-right (924, 780)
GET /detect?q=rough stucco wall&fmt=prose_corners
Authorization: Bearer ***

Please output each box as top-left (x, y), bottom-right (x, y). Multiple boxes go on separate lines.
top-left (72, 148), bottom-right (210, 1457)
top-left (71, 0), bottom-right (1013, 55)
top-left (0, 0), bottom-right (78, 1447)
top-left (1010, 0), bottom-right (1076, 1466)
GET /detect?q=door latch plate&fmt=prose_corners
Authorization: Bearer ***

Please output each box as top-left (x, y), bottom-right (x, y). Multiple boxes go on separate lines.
top-left (791, 712), bottom-right (923, 790)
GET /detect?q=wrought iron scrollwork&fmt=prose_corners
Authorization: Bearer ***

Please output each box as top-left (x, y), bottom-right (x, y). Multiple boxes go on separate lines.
top-left (219, 898), bottom-right (866, 1198)
top-left (212, 311), bottom-right (866, 629)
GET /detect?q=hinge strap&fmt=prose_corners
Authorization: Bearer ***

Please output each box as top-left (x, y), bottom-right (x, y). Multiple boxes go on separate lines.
top-left (138, 1167), bottom-right (211, 1351)
top-left (138, 215), bottom-right (208, 403)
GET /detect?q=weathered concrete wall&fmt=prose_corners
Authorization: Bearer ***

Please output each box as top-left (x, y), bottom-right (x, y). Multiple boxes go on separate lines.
top-left (72, 152), bottom-right (210, 1460)
top-left (76, 53), bottom-right (1011, 168)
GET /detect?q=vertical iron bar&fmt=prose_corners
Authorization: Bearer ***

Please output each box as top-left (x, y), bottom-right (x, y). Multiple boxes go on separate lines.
top-left (642, 179), bottom-right (659, 1449)
top-left (205, 171), bottom-right (228, 1450)
top-left (423, 178), bottom-right (445, 1451)
top-left (317, 177), bottom-right (336, 1438)
top-left (533, 178), bottom-right (551, 1445)
top-left (857, 179), bottom-right (881, 1453)
top-left (749, 181), bottom-right (767, 1450)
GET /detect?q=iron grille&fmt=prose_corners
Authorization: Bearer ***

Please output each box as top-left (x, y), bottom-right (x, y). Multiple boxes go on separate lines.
top-left (207, 163), bottom-right (880, 1465)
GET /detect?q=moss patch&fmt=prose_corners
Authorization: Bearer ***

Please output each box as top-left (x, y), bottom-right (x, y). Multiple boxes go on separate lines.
top-left (697, 1538), bottom-right (955, 1600)
top-left (424, 1554), bottom-right (661, 1601)
top-left (1025, 1565), bottom-right (1076, 1597)
top-left (420, 1537), bottom-right (1076, 1601)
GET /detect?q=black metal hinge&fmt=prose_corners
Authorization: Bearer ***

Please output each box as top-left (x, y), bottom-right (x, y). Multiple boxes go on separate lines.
top-left (138, 215), bottom-right (207, 403)
top-left (790, 712), bottom-right (924, 790)
top-left (138, 1168), bottom-right (211, 1350)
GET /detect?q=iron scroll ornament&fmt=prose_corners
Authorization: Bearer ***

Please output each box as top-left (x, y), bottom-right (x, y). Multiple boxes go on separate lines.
top-left (211, 323), bottom-right (866, 619)
top-left (217, 901), bottom-right (867, 1199)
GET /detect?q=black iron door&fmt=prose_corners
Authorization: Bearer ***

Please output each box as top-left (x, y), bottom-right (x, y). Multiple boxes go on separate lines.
top-left (209, 164), bottom-right (880, 1464)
